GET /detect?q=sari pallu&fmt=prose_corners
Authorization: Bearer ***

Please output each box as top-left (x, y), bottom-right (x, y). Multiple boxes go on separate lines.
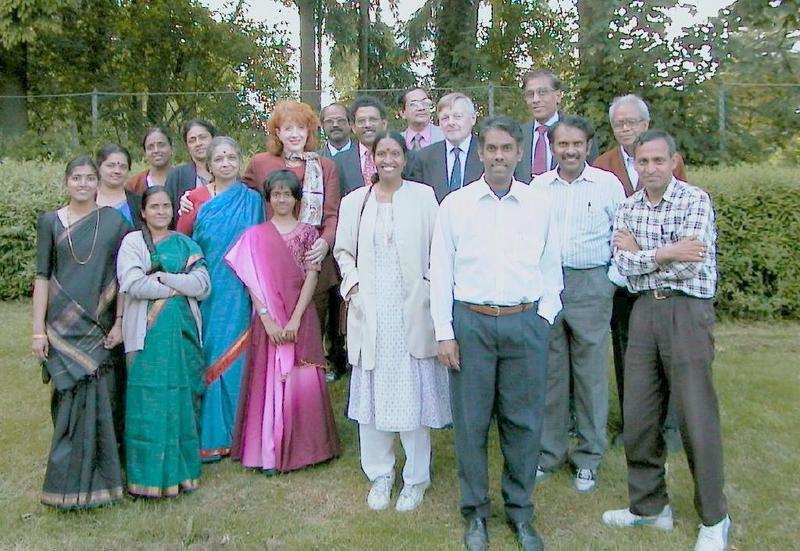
top-left (36, 207), bottom-right (129, 510)
top-left (225, 222), bottom-right (340, 472)
top-left (192, 182), bottom-right (264, 461)
top-left (122, 234), bottom-right (207, 498)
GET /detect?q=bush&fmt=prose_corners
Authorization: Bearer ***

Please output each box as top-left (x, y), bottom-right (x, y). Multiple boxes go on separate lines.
top-left (1, 161), bottom-right (798, 319)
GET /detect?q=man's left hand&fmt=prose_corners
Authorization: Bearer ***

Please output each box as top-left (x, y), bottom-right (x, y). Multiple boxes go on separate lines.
top-left (304, 238), bottom-right (329, 265)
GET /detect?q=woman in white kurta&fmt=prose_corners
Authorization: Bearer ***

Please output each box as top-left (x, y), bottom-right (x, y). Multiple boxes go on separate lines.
top-left (334, 131), bottom-right (451, 513)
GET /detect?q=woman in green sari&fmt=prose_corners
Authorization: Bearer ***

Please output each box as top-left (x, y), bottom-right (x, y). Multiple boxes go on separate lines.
top-left (117, 186), bottom-right (210, 498)
top-left (32, 157), bottom-right (130, 510)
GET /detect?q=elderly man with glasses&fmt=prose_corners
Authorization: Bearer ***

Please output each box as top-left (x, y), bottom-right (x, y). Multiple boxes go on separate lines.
top-left (399, 87), bottom-right (445, 151)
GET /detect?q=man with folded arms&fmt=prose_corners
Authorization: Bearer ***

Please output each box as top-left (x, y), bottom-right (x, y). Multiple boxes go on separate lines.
top-left (603, 129), bottom-right (731, 551)
top-left (431, 116), bottom-right (563, 551)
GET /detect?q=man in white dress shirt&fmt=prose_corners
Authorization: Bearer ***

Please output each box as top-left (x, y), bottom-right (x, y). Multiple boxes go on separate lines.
top-left (530, 115), bottom-right (625, 494)
top-left (431, 116), bottom-right (563, 551)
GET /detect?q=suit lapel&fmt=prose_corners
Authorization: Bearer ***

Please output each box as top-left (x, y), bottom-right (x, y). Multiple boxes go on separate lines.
top-left (465, 137), bottom-right (483, 185)
top-left (614, 148), bottom-right (635, 196)
top-left (431, 142), bottom-right (448, 201)
top-left (515, 123), bottom-right (534, 183)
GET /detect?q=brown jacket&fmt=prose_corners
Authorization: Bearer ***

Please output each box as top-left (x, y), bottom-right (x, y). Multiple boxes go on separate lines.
top-left (593, 146), bottom-right (687, 197)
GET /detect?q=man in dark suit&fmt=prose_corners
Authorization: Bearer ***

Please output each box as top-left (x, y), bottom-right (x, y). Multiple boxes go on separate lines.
top-left (407, 92), bottom-right (483, 203)
top-left (514, 69), bottom-right (598, 183)
top-left (319, 102), bottom-right (354, 158)
top-left (334, 96), bottom-right (389, 197)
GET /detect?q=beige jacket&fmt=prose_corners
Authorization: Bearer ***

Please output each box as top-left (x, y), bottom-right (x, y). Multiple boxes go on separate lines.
top-left (334, 180), bottom-right (439, 370)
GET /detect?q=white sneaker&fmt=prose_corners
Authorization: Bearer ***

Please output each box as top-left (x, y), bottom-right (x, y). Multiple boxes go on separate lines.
top-left (602, 504), bottom-right (674, 531)
top-left (395, 481), bottom-right (430, 512)
top-left (575, 468), bottom-right (597, 493)
top-left (694, 515), bottom-right (731, 551)
top-left (367, 472), bottom-right (394, 511)
top-left (535, 466), bottom-right (552, 483)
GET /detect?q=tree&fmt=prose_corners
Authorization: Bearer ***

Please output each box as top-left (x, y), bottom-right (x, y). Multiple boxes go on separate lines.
top-left (0, 0), bottom-right (76, 135)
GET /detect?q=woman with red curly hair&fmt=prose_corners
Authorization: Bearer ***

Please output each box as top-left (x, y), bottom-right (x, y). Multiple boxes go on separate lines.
top-left (242, 100), bottom-right (345, 379)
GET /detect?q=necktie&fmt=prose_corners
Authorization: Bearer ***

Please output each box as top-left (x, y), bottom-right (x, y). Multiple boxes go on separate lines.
top-left (362, 149), bottom-right (377, 186)
top-left (449, 147), bottom-right (462, 191)
top-left (532, 125), bottom-right (549, 176)
top-left (411, 133), bottom-right (423, 151)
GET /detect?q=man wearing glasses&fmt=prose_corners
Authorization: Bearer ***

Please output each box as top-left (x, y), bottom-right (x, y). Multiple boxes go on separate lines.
top-left (515, 69), bottom-right (598, 183)
top-left (320, 102), bottom-right (354, 158)
top-left (594, 94), bottom-right (687, 452)
top-left (399, 87), bottom-right (445, 151)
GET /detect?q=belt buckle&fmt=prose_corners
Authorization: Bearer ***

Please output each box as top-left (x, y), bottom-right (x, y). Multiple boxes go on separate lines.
top-left (653, 289), bottom-right (668, 300)
top-left (488, 305), bottom-right (501, 316)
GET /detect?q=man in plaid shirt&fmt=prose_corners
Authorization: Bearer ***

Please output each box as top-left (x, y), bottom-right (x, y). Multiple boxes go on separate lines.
top-left (602, 129), bottom-right (731, 551)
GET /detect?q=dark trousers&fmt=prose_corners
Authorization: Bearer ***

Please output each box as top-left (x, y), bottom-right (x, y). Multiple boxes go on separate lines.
top-left (623, 295), bottom-right (727, 525)
top-left (313, 284), bottom-right (348, 375)
top-left (449, 301), bottom-right (550, 524)
top-left (611, 287), bottom-right (680, 439)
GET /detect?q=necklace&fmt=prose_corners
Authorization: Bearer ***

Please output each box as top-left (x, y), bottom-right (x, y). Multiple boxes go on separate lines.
top-left (65, 207), bottom-right (100, 265)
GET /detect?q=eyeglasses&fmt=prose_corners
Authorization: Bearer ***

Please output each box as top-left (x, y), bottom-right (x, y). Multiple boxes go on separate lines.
top-left (612, 118), bottom-right (645, 129)
top-left (407, 99), bottom-right (433, 110)
top-left (354, 116), bottom-right (382, 127)
top-left (524, 88), bottom-right (556, 99)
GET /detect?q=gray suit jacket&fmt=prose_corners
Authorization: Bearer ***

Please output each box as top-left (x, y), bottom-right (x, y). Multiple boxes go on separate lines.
top-left (514, 114), bottom-right (599, 183)
top-left (406, 136), bottom-right (483, 203)
top-left (335, 142), bottom-right (419, 198)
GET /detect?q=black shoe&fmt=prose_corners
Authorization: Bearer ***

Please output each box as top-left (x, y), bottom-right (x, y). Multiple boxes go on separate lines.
top-left (509, 521), bottom-right (543, 551)
top-left (464, 518), bottom-right (488, 551)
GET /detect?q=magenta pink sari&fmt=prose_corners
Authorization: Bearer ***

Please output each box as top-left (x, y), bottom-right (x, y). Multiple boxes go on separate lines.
top-left (224, 222), bottom-right (340, 472)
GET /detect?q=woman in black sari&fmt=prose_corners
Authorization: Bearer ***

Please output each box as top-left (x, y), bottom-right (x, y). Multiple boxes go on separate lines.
top-left (32, 156), bottom-right (130, 510)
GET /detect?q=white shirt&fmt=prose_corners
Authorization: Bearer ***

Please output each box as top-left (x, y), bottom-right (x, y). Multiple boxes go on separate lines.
top-left (327, 139), bottom-right (352, 156)
top-left (532, 113), bottom-right (559, 170)
top-left (446, 135), bottom-right (472, 189)
top-left (620, 146), bottom-right (639, 189)
top-left (531, 164), bottom-right (625, 271)
top-left (430, 177), bottom-right (564, 341)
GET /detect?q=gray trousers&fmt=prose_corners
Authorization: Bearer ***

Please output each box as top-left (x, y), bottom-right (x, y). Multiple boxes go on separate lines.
top-left (539, 267), bottom-right (614, 471)
top-left (624, 294), bottom-right (728, 525)
top-left (449, 301), bottom-right (550, 524)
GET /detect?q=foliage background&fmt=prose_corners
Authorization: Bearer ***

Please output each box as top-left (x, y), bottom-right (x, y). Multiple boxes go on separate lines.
top-left (1, 160), bottom-right (798, 320)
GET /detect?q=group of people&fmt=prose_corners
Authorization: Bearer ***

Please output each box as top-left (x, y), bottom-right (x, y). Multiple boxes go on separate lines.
top-left (31, 67), bottom-right (730, 551)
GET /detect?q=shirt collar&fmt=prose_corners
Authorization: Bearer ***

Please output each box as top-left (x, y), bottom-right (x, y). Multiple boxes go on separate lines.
top-left (405, 123), bottom-right (433, 143)
top-left (551, 163), bottom-right (594, 186)
top-left (447, 135), bottom-right (472, 154)
top-left (634, 177), bottom-right (678, 205)
top-left (359, 142), bottom-right (370, 158)
top-left (620, 145), bottom-right (634, 165)
top-left (328, 140), bottom-right (351, 155)
top-left (474, 176), bottom-right (525, 202)
top-left (534, 113), bottom-right (559, 129)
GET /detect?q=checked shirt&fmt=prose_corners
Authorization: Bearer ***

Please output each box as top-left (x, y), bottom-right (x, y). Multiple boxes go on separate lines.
top-left (613, 178), bottom-right (717, 299)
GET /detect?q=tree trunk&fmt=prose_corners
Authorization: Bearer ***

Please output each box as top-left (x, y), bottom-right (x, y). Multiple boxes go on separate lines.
top-left (433, 0), bottom-right (479, 89)
top-left (358, 0), bottom-right (369, 89)
top-left (0, 44), bottom-right (29, 136)
top-left (296, 0), bottom-right (320, 110)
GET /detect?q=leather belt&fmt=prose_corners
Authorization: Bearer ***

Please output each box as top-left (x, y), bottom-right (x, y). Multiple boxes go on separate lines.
top-left (641, 288), bottom-right (689, 300)
top-left (465, 302), bottom-right (534, 317)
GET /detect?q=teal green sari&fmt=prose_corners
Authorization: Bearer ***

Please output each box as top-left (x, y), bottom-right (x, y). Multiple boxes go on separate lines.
top-left (125, 233), bottom-right (205, 497)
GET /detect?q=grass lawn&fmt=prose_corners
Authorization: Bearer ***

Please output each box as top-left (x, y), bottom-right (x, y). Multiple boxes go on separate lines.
top-left (1, 300), bottom-right (798, 550)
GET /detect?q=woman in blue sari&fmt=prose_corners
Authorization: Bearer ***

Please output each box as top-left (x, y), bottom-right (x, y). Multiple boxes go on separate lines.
top-left (178, 136), bottom-right (264, 461)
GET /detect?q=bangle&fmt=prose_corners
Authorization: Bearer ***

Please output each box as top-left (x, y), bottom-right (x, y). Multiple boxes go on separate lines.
top-left (32, 334), bottom-right (47, 339)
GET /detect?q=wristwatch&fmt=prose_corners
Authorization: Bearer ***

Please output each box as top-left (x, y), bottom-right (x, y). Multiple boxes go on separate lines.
top-left (258, 306), bottom-right (269, 317)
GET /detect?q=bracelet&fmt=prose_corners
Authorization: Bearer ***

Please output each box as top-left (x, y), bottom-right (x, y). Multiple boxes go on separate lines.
top-left (32, 334), bottom-right (47, 339)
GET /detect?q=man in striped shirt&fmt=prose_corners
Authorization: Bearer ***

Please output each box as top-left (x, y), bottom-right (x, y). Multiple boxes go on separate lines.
top-left (603, 129), bottom-right (731, 551)
top-left (530, 115), bottom-right (625, 493)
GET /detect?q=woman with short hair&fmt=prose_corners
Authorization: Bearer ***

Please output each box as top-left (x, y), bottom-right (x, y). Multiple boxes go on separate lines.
top-left (176, 136), bottom-right (265, 461)
top-left (166, 118), bottom-right (217, 224)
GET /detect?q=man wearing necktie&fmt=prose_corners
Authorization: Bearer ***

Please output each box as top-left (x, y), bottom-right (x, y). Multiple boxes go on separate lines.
top-left (515, 69), bottom-right (599, 183)
top-left (399, 87), bottom-right (445, 151)
top-left (334, 96), bottom-right (389, 197)
top-left (593, 94), bottom-right (688, 452)
top-left (405, 93), bottom-right (483, 203)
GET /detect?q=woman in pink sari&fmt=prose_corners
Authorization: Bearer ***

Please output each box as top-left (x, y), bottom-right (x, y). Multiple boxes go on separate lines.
top-left (225, 170), bottom-right (340, 473)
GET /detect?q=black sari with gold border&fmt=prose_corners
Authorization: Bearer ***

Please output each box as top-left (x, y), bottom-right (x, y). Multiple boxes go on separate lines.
top-left (35, 207), bottom-right (130, 510)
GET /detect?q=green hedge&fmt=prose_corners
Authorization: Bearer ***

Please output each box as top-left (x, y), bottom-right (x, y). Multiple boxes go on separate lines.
top-left (1, 161), bottom-right (798, 319)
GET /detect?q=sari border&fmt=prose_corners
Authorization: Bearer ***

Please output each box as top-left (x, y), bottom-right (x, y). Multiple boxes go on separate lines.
top-left (41, 486), bottom-right (124, 510)
top-left (127, 479), bottom-right (199, 498)
top-left (204, 330), bottom-right (250, 385)
top-left (46, 329), bottom-right (100, 376)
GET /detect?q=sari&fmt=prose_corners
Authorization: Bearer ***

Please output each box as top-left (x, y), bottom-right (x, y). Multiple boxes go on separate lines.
top-left (192, 182), bottom-right (264, 461)
top-left (225, 222), bottom-right (340, 472)
top-left (35, 207), bottom-right (129, 510)
top-left (119, 232), bottom-right (208, 497)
